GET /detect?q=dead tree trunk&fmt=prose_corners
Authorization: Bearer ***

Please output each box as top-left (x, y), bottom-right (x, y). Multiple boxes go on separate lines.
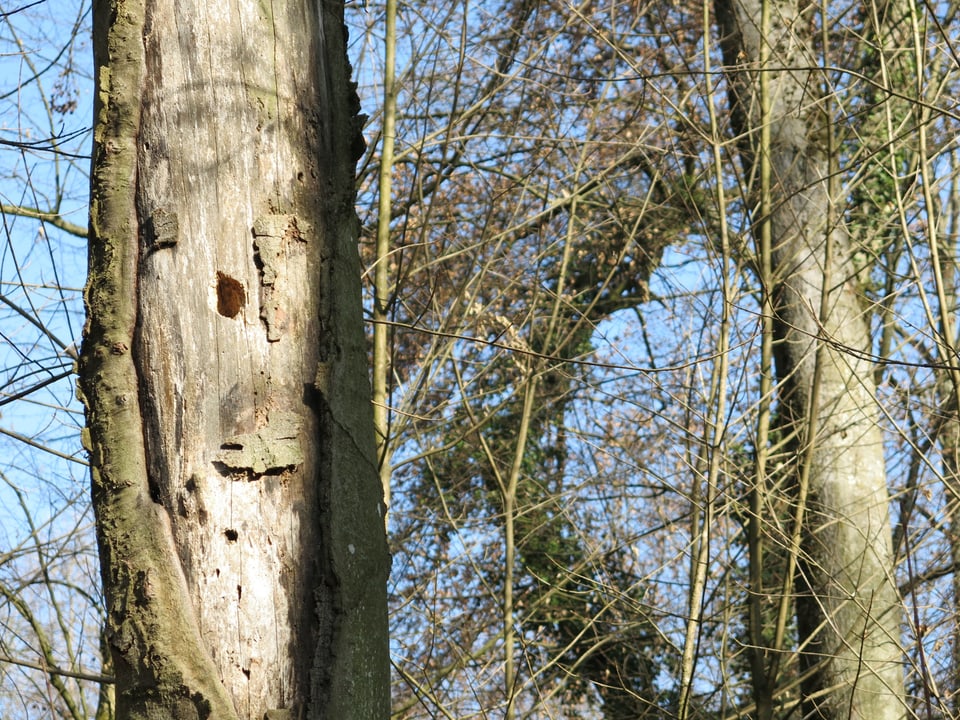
top-left (79, 1), bottom-right (389, 718)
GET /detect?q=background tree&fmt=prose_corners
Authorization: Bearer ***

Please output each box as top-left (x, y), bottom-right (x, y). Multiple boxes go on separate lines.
top-left (351, 0), bottom-right (959, 715)
top-left (715, 0), bottom-right (906, 713)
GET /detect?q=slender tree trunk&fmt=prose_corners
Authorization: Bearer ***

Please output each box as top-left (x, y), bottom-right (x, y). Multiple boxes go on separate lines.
top-left (372, 0), bottom-right (398, 524)
top-left (940, 390), bottom-right (960, 711)
top-left (934, 207), bottom-right (960, 710)
top-left (715, 0), bottom-right (905, 716)
top-left (79, 1), bottom-right (390, 718)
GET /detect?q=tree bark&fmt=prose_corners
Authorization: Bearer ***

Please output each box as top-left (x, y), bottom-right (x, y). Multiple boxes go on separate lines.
top-left (715, 0), bottom-right (906, 716)
top-left (79, 0), bottom-right (389, 718)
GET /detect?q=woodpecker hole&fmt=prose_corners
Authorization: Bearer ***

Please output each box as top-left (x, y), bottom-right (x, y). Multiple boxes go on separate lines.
top-left (216, 272), bottom-right (245, 318)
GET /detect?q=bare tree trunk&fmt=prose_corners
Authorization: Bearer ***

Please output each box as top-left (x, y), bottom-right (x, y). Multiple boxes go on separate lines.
top-left (934, 209), bottom-right (960, 711)
top-left (715, 0), bottom-right (905, 716)
top-left (79, 1), bottom-right (389, 718)
top-left (939, 391), bottom-right (960, 711)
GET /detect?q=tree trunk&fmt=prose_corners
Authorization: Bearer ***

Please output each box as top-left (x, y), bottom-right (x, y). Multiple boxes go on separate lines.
top-left (715, 0), bottom-right (905, 716)
top-left (934, 229), bottom-right (960, 711)
top-left (79, 0), bottom-right (390, 718)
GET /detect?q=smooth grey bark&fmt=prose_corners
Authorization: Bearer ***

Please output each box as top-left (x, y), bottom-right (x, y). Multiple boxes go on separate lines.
top-left (935, 232), bottom-right (960, 711)
top-left (79, 0), bottom-right (389, 718)
top-left (715, 0), bottom-right (906, 716)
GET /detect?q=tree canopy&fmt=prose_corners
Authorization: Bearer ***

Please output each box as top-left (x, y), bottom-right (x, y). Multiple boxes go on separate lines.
top-left (3, 0), bottom-right (960, 717)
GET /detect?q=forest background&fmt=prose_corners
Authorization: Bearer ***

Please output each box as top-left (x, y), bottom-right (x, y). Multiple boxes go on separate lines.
top-left (2, 0), bottom-right (960, 717)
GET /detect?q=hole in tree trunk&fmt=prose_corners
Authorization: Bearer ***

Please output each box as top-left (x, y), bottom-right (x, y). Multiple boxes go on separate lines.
top-left (216, 271), bottom-right (245, 318)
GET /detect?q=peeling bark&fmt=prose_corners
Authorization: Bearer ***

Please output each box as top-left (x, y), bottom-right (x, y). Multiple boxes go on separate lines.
top-left (80, 0), bottom-right (389, 718)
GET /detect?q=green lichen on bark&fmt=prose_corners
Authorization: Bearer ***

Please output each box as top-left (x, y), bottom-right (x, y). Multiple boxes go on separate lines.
top-left (309, 3), bottom-right (391, 719)
top-left (83, 0), bottom-right (390, 717)
top-left (215, 411), bottom-right (303, 476)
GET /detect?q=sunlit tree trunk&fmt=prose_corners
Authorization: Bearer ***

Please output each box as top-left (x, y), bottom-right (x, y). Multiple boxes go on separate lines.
top-left (939, 363), bottom-right (960, 712)
top-left (715, 0), bottom-right (906, 716)
top-left (935, 188), bottom-right (960, 710)
top-left (79, 0), bottom-right (389, 718)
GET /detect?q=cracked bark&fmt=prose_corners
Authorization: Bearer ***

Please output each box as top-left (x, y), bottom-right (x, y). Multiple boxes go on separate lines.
top-left (80, 0), bottom-right (389, 718)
